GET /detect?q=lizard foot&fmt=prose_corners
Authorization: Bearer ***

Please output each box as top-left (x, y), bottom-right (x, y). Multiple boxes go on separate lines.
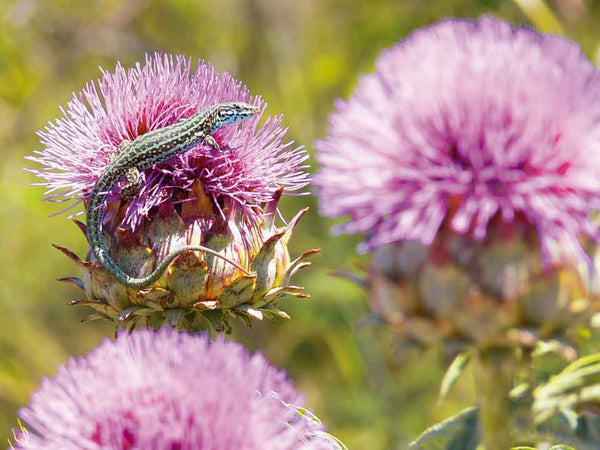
top-left (203, 134), bottom-right (221, 152)
top-left (121, 167), bottom-right (142, 202)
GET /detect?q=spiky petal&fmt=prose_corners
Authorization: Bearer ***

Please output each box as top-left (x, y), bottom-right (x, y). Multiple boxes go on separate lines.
top-left (316, 17), bottom-right (600, 268)
top-left (15, 329), bottom-right (337, 449)
top-left (29, 53), bottom-right (309, 230)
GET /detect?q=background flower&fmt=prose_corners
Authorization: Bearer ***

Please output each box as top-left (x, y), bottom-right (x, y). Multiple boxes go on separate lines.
top-left (15, 329), bottom-right (336, 449)
top-left (316, 16), bottom-right (600, 268)
top-left (314, 18), bottom-right (600, 448)
top-left (29, 53), bottom-right (309, 230)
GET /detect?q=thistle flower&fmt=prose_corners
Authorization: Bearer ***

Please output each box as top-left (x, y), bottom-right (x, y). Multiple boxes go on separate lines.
top-left (14, 329), bottom-right (340, 449)
top-left (30, 53), bottom-right (309, 230)
top-left (28, 54), bottom-right (315, 332)
top-left (316, 17), bottom-right (600, 349)
top-left (316, 17), bottom-right (600, 268)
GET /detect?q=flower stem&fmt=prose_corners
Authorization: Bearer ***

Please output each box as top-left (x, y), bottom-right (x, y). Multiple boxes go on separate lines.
top-left (474, 347), bottom-right (514, 450)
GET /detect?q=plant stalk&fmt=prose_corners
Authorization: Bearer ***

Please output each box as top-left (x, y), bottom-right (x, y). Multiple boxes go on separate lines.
top-left (474, 347), bottom-right (514, 450)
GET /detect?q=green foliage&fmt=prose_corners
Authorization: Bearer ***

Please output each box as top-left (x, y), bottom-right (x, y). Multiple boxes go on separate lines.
top-left (534, 353), bottom-right (600, 422)
top-left (413, 349), bottom-right (600, 450)
top-left (439, 351), bottom-right (472, 403)
top-left (409, 402), bottom-right (600, 450)
top-left (536, 410), bottom-right (600, 449)
top-left (409, 407), bottom-right (479, 450)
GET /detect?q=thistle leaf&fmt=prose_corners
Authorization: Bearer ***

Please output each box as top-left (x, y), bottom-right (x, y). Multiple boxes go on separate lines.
top-left (279, 207), bottom-right (308, 246)
top-left (164, 308), bottom-right (186, 328)
top-left (260, 304), bottom-right (291, 320)
top-left (165, 253), bottom-right (208, 306)
top-left (58, 277), bottom-right (85, 290)
top-left (534, 353), bottom-right (600, 423)
top-left (70, 299), bottom-right (118, 317)
top-left (119, 306), bottom-right (145, 322)
top-left (409, 406), bottom-right (479, 450)
top-left (536, 411), bottom-right (600, 450)
top-left (251, 231), bottom-right (285, 301)
top-left (439, 351), bottom-right (472, 403)
top-left (217, 275), bottom-right (256, 308)
top-left (234, 304), bottom-right (264, 320)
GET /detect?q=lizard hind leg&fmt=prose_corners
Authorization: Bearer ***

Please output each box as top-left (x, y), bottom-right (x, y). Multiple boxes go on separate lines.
top-left (121, 167), bottom-right (143, 202)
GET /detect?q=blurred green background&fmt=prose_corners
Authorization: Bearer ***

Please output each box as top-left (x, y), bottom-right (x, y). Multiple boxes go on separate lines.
top-left (1, 0), bottom-right (600, 448)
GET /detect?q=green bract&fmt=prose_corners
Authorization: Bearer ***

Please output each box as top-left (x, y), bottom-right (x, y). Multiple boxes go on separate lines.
top-left (56, 186), bottom-right (316, 334)
top-left (367, 218), bottom-right (599, 354)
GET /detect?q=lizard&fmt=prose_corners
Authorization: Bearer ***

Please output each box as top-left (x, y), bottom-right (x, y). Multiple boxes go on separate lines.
top-left (86, 102), bottom-right (260, 288)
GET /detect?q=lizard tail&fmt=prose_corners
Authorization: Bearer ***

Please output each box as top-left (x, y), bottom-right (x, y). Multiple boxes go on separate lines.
top-left (100, 245), bottom-right (252, 288)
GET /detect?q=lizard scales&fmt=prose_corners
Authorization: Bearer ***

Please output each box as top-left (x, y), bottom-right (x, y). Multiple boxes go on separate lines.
top-left (86, 102), bottom-right (259, 288)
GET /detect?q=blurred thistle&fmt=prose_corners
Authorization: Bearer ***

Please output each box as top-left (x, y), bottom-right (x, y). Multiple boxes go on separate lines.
top-left (28, 53), bottom-right (316, 332)
top-left (13, 329), bottom-right (342, 449)
top-left (316, 17), bottom-right (600, 352)
top-left (316, 16), bottom-right (600, 449)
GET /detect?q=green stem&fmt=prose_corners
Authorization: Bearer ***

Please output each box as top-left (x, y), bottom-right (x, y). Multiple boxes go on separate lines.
top-left (474, 347), bottom-right (514, 450)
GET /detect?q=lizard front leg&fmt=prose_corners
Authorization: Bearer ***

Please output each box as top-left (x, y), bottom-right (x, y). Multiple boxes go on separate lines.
top-left (121, 166), bottom-right (142, 202)
top-left (203, 134), bottom-right (221, 151)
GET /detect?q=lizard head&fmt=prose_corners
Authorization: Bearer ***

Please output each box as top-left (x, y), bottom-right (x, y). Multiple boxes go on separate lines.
top-left (214, 102), bottom-right (260, 128)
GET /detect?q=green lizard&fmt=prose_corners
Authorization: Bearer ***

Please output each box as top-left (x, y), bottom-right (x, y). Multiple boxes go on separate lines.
top-left (86, 102), bottom-right (259, 288)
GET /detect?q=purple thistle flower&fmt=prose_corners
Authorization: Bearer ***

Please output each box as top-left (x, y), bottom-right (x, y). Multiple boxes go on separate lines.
top-left (29, 53), bottom-right (309, 230)
top-left (316, 17), bottom-right (600, 267)
top-left (15, 329), bottom-right (337, 449)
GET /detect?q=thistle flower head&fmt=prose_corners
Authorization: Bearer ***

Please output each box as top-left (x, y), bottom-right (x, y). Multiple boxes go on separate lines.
top-left (15, 329), bottom-right (335, 449)
top-left (316, 17), bottom-right (600, 267)
top-left (32, 54), bottom-right (315, 332)
top-left (29, 53), bottom-right (309, 230)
